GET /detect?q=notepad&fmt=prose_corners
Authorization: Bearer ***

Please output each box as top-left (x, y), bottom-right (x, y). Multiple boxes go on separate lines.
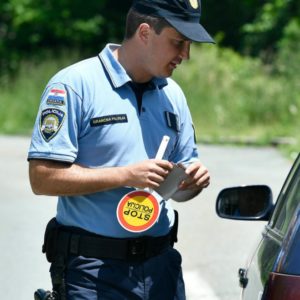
top-left (154, 163), bottom-right (191, 201)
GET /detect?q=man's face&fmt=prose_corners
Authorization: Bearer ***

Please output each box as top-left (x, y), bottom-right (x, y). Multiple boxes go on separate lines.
top-left (143, 26), bottom-right (192, 79)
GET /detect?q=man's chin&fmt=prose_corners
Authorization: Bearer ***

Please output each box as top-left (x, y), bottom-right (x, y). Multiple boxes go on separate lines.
top-left (162, 68), bottom-right (175, 78)
top-left (154, 67), bottom-right (176, 78)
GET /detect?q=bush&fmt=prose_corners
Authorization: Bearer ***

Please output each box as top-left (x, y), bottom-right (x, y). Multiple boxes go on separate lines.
top-left (173, 44), bottom-right (299, 147)
top-left (0, 0), bottom-right (131, 77)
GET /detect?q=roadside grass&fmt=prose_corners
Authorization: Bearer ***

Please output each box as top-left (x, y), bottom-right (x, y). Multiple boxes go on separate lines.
top-left (0, 46), bottom-right (298, 159)
top-left (174, 45), bottom-right (299, 159)
top-left (0, 51), bottom-right (80, 135)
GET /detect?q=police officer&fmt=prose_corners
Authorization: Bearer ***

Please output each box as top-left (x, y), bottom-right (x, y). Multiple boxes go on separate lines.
top-left (28, 0), bottom-right (213, 299)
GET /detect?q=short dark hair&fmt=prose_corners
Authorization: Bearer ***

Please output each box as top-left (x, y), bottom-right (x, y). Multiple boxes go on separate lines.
top-left (124, 8), bottom-right (170, 40)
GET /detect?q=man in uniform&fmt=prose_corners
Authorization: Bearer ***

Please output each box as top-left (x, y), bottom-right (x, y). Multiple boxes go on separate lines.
top-left (28, 0), bottom-right (213, 299)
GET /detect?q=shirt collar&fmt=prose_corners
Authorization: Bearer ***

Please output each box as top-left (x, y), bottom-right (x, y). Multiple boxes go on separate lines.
top-left (98, 43), bottom-right (168, 89)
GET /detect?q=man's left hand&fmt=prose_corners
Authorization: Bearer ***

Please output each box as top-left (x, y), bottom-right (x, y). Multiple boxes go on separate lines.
top-left (179, 161), bottom-right (210, 191)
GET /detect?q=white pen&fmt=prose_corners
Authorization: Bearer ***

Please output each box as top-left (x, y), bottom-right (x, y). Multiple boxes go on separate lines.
top-left (146, 135), bottom-right (170, 195)
top-left (155, 135), bottom-right (170, 160)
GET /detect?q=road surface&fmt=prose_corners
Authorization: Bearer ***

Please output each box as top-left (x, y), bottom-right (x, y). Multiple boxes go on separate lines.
top-left (0, 136), bottom-right (292, 299)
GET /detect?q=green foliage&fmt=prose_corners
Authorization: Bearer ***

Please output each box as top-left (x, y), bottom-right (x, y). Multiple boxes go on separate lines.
top-left (0, 45), bottom-right (298, 157)
top-left (242, 0), bottom-right (300, 59)
top-left (0, 1), bottom-right (299, 158)
top-left (202, 0), bottom-right (300, 64)
top-left (0, 50), bottom-right (80, 134)
top-left (202, 0), bottom-right (266, 50)
top-left (276, 18), bottom-right (300, 77)
top-left (0, 0), bottom-right (131, 76)
top-left (1, 0), bottom-right (299, 77)
top-left (173, 44), bottom-right (299, 154)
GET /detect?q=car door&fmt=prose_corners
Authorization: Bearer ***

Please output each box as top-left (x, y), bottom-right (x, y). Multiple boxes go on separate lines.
top-left (263, 154), bottom-right (300, 299)
top-left (242, 154), bottom-right (300, 300)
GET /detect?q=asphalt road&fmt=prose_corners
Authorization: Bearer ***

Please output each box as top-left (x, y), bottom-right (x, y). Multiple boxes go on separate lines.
top-left (0, 136), bottom-right (293, 300)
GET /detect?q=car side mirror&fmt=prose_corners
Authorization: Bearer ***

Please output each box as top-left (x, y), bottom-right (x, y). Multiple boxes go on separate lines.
top-left (216, 185), bottom-right (273, 221)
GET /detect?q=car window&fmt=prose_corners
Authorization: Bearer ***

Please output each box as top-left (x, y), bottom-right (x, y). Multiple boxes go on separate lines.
top-left (270, 155), bottom-right (300, 235)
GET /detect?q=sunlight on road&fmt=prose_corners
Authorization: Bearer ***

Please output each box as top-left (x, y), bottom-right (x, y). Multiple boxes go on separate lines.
top-left (185, 270), bottom-right (221, 300)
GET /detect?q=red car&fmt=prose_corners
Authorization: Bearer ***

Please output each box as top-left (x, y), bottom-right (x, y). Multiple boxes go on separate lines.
top-left (216, 154), bottom-right (300, 300)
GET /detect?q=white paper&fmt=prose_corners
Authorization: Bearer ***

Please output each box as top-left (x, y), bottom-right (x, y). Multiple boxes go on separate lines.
top-left (154, 164), bottom-right (189, 200)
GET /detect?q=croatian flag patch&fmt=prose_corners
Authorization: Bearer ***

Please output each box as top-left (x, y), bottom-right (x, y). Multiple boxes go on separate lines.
top-left (46, 89), bottom-right (66, 106)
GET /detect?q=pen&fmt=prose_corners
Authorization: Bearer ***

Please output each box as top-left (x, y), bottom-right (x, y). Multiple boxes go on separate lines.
top-left (146, 135), bottom-right (170, 195)
top-left (155, 135), bottom-right (170, 160)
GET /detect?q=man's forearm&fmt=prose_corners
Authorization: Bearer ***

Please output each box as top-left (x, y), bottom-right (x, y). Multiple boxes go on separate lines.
top-left (29, 160), bottom-right (127, 196)
top-left (29, 158), bottom-right (174, 197)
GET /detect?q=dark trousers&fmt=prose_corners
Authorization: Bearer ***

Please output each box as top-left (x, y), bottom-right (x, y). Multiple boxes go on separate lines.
top-left (63, 247), bottom-right (186, 300)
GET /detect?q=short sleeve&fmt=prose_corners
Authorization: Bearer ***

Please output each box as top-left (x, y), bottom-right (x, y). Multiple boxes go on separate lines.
top-left (28, 82), bottom-right (82, 163)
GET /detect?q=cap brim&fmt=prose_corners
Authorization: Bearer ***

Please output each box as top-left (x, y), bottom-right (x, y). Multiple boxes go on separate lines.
top-left (166, 18), bottom-right (215, 43)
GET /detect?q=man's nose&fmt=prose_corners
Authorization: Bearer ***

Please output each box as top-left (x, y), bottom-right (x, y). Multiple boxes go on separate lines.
top-left (180, 42), bottom-right (191, 60)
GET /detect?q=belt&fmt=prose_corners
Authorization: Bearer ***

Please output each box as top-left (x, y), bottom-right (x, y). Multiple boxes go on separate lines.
top-left (56, 229), bottom-right (175, 262)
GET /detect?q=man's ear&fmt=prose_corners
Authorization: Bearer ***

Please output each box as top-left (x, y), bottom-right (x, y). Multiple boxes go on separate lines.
top-left (137, 23), bottom-right (151, 44)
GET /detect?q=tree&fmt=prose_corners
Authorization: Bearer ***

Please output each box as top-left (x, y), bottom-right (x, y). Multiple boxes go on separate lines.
top-left (242, 0), bottom-right (300, 60)
top-left (201, 0), bottom-right (266, 51)
top-left (0, 0), bottom-right (131, 76)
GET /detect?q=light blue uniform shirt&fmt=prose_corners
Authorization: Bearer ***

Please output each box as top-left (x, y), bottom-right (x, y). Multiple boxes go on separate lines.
top-left (28, 44), bottom-right (199, 238)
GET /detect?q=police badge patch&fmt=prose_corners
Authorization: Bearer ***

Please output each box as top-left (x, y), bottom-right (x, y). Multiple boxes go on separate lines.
top-left (40, 108), bottom-right (65, 142)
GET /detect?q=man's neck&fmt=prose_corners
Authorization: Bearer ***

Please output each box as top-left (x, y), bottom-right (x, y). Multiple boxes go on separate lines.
top-left (114, 42), bottom-right (152, 83)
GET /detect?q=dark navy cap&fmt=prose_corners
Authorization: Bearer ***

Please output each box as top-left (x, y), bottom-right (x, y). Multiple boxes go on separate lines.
top-left (132, 0), bottom-right (214, 43)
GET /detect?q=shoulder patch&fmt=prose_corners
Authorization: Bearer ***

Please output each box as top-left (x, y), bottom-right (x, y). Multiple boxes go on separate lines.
top-left (46, 89), bottom-right (66, 106)
top-left (40, 108), bottom-right (65, 142)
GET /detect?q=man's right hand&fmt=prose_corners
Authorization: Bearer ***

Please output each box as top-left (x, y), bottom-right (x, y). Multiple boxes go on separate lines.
top-left (122, 159), bottom-right (174, 189)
